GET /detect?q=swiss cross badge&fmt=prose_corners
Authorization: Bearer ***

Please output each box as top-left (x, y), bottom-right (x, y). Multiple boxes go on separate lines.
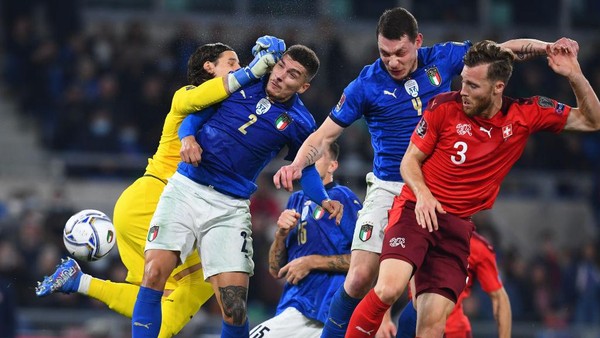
top-left (502, 124), bottom-right (513, 139)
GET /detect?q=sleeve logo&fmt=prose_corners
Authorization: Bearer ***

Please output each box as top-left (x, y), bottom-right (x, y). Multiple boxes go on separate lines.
top-left (537, 96), bottom-right (555, 108)
top-left (416, 118), bottom-right (428, 138)
top-left (335, 93), bottom-right (346, 112)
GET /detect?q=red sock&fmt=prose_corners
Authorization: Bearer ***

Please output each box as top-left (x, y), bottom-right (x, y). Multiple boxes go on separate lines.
top-left (345, 289), bottom-right (391, 337)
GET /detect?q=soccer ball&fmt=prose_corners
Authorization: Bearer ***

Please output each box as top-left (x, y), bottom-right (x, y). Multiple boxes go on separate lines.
top-left (63, 209), bottom-right (116, 261)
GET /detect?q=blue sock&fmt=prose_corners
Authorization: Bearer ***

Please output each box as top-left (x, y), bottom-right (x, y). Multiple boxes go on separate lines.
top-left (221, 318), bottom-right (249, 338)
top-left (396, 300), bottom-right (417, 338)
top-left (321, 287), bottom-right (361, 338)
top-left (132, 286), bottom-right (163, 338)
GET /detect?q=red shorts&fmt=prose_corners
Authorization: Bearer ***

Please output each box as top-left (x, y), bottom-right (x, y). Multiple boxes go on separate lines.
top-left (444, 331), bottom-right (472, 338)
top-left (381, 197), bottom-right (474, 303)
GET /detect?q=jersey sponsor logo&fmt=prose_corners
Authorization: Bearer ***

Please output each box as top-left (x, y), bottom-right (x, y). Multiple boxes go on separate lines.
top-left (479, 126), bottom-right (492, 138)
top-left (456, 123), bottom-right (473, 136)
top-left (312, 206), bottom-right (325, 220)
top-left (426, 66), bottom-right (442, 86)
top-left (335, 93), bottom-right (346, 112)
top-left (358, 224), bottom-right (373, 241)
top-left (404, 79), bottom-right (419, 98)
top-left (256, 97), bottom-right (271, 115)
top-left (416, 118), bottom-right (428, 138)
top-left (502, 124), bottom-right (513, 139)
top-left (275, 113), bottom-right (292, 130)
top-left (147, 226), bottom-right (159, 242)
top-left (537, 96), bottom-right (555, 108)
top-left (388, 237), bottom-right (406, 248)
top-left (383, 88), bottom-right (398, 98)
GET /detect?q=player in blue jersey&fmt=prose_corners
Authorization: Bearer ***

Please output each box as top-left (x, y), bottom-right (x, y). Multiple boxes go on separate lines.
top-left (250, 142), bottom-right (362, 338)
top-left (273, 7), bottom-right (558, 338)
top-left (132, 44), bottom-right (343, 338)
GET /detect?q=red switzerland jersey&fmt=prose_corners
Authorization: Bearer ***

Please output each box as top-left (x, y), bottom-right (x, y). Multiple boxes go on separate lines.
top-left (401, 91), bottom-right (570, 218)
top-left (445, 232), bottom-right (503, 334)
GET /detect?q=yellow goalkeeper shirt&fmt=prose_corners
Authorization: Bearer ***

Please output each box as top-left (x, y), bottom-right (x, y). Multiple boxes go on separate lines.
top-left (144, 77), bottom-right (228, 180)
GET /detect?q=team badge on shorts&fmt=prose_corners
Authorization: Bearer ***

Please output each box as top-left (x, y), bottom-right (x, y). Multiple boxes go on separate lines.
top-left (358, 224), bottom-right (373, 242)
top-left (147, 226), bottom-right (159, 242)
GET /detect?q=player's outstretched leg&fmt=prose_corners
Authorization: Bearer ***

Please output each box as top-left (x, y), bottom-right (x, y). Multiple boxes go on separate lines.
top-left (35, 257), bottom-right (83, 296)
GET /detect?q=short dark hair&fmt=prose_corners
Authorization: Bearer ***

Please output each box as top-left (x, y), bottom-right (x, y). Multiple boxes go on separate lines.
top-left (376, 7), bottom-right (419, 42)
top-left (187, 42), bottom-right (234, 86)
top-left (327, 142), bottom-right (340, 161)
top-left (464, 40), bottom-right (515, 84)
top-left (284, 45), bottom-right (320, 81)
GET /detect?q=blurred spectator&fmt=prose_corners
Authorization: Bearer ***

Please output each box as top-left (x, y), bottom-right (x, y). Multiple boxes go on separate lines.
top-left (573, 242), bottom-right (600, 325)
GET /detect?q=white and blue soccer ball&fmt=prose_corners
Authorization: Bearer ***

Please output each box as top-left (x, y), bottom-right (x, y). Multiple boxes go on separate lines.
top-left (63, 209), bottom-right (116, 261)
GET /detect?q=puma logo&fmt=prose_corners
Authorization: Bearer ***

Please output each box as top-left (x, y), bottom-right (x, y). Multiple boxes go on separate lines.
top-left (133, 322), bottom-right (152, 329)
top-left (383, 88), bottom-right (397, 98)
top-left (328, 317), bottom-right (346, 329)
top-left (356, 326), bottom-right (374, 335)
top-left (480, 126), bottom-right (492, 138)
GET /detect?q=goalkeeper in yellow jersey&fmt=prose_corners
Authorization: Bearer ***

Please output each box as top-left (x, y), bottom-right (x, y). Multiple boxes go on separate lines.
top-left (36, 35), bottom-right (286, 338)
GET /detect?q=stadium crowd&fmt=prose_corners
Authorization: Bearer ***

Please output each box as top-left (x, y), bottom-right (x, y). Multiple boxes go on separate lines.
top-left (1, 0), bottom-right (599, 336)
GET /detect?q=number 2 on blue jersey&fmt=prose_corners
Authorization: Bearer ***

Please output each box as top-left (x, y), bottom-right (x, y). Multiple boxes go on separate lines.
top-left (238, 114), bottom-right (258, 134)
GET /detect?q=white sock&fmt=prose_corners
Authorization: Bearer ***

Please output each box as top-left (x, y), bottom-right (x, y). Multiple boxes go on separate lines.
top-left (78, 274), bottom-right (92, 294)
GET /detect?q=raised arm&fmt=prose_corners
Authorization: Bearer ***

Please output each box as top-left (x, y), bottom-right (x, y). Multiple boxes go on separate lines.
top-left (500, 37), bottom-right (580, 61)
top-left (499, 38), bottom-right (548, 61)
top-left (488, 286), bottom-right (512, 338)
top-left (400, 142), bottom-right (445, 232)
top-left (268, 209), bottom-right (299, 278)
top-left (546, 44), bottom-right (600, 132)
top-left (273, 117), bottom-right (344, 191)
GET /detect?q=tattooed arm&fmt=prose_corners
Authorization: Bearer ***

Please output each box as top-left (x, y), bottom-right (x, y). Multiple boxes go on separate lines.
top-left (500, 38), bottom-right (548, 61)
top-left (500, 37), bottom-right (579, 61)
top-left (268, 209), bottom-right (298, 278)
top-left (273, 117), bottom-right (344, 192)
top-left (276, 254), bottom-right (351, 285)
top-left (268, 209), bottom-right (351, 284)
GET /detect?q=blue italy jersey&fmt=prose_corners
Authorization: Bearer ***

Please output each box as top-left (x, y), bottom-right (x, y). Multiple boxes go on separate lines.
top-left (177, 78), bottom-right (316, 199)
top-left (275, 182), bottom-right (362, 324)
top-left (330, 41), bottom-right (472, 181)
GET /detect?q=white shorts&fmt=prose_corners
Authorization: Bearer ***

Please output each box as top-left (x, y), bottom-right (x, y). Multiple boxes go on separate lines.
top-left (145, 172), bottom-right (254, 279)
top-left (250, 307), bottom-right (323, 338)
top-left (351, 172), bottom-right (404, 253)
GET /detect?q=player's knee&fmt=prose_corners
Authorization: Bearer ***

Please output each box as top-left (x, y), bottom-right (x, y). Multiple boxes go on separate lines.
top-left (344, 267), bottom-right (377, 297)
top-left (374, 282), bottom-right (404, 304)
top-left (142, 259), bottom-right (173, 289)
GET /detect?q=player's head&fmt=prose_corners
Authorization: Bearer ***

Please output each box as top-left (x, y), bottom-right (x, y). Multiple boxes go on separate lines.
top-left (376, 7), bottom-right (423, 81)
top-left (187, 43), bottom-right (241, 86)
top-left (266, 44), bottom-right (320, 102)
top-left (315, 142), bottom-right (339, 183)
top-left (460, 40), bottom-right (515, 117)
